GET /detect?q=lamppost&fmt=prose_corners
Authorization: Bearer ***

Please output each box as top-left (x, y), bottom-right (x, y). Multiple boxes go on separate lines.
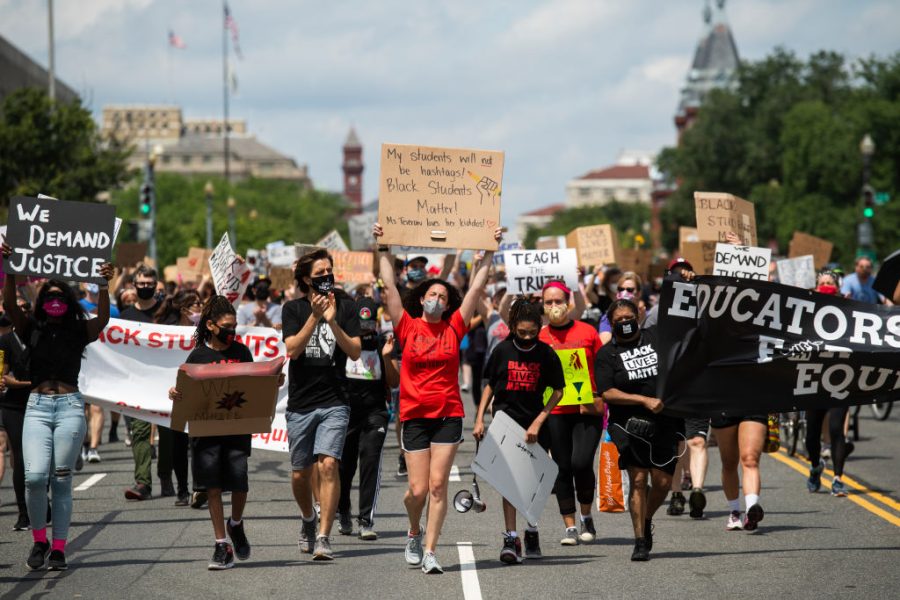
top-left (147, 144), bottom-right (164, 267)
top-left (204, 181), bottom-right (214, 249)
top-left (227, 196), bottom-right (236, 249)
top-left (857, 133), bottom-right (875, 258)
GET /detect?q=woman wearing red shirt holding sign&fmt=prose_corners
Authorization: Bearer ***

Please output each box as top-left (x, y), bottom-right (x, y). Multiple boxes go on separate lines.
top-left (374, 222), bottom-right (501, 575)
top-left (539, 280), bottom-right (605, 546)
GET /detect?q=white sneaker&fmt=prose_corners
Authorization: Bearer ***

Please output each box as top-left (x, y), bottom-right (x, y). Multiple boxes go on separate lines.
top-left (405, 529), bottom-right (424, 565)
top-left (422, 551), bottom-right (443, 574)
top-left (87, 448), bottom-right (101, 463)
top-left (560, 527), bottom-right (579, 546)
top-left (725, 510), bottom-right (744, 530)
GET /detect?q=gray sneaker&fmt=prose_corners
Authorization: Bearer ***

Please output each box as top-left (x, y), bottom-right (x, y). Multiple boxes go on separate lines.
top-left (560, 527), bottom-right (579, 546)
top-left (358, 520), bottom-right (377, 541)
top-left (87, 448), bottom-right (101, 463)
top-left (299, 517), bottom-right (318, 554)
top-left (312, 535), bottom-right (334, 561)
top-left (405, 528), bottom-right (424, 565)
top-left (421, 551), bottom-right (443, 574)
top-left (338, 511), bottom-right (353, 535)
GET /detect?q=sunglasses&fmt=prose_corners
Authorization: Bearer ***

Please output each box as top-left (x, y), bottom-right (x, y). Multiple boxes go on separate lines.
top-left (619, 287), bottom-right (637, 293)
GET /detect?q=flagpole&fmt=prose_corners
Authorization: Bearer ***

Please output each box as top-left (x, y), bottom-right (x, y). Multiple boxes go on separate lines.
top-left (222, 0), bottom-right (230, 188)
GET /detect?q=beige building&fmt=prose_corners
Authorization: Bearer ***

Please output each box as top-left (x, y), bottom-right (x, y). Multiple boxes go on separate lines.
top-left (565, 151), bottom-right (654, 207)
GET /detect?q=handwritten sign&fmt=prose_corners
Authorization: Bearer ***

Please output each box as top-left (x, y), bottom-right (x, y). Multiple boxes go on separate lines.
top-left (777, 255), bottom-right (816, 289)
top-left (268, 266), bottom-right (295, 291)
top-left (188, 247), bottom-right (212, 276)
top-left (377, 143), bottom-right (504, 251)
top-left (788, 231), bottom-right (833, 270)
top-left (391, 245), bottom-right (455, 256)
top-left (694, 191), bottom-right (757, 246)
top-left (332, 251), bottom-right (375, 284)
top-left (3, 196), bottom-right (116, 285)
top-left (679, 226), bottom-right (699, 247)
top-left (316, 230), bottom-right (349, 253)
top-left (209, 233), bottom-right (252, 306)
top-left (535, 236), bottom-right (566, 250)
top-left (566, 225), bottom-right (619, 267)
top-left (679, 241), bottom-right (717, 275)
top-left (712, 243), bottom-right (771, 280)
top-left (348, 212), bottom-right (377, 251)
top-left (504, 248), bottom-right (579, 295)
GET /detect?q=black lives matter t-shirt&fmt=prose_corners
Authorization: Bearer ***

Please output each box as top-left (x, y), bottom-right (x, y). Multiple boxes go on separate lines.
top-left (282, 295), bottom-right (361, 413)
top-left (595, 328), bottom-right (661, 426)
top-left (485, 338), bottom-right (565, 428)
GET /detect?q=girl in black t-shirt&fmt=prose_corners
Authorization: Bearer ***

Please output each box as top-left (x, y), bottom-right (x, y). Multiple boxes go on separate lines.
top-left (473, 299), bottom-right (564, 565)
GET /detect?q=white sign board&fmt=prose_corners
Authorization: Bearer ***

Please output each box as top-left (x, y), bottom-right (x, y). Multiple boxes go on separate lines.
top-left (348, 213), bottom-right (377, 251)
top-left (471, 411), bottom-right (559, 526)
top-left (776, 255), bottom-right (816, 289)
top-left (268, 244), bottom-right (298, 267)
top-left (316, 230), bottom-right (349, 253)
top-left (712, 243), bottom-right (771, 280)
top-left (493, 241), bottom-right (522, 266)
top-left (504, 248), bottom-right (579, 295)
top-left (209, 232), bottom-right (252, 306)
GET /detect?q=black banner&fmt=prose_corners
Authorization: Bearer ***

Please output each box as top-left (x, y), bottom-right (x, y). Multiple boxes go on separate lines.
top-left (656, 276), bottom-right (900, 417)
top-left (3, 196), bottom-right (116, 285)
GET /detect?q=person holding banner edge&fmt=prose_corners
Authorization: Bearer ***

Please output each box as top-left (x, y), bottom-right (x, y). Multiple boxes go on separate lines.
top-left (373, 221), bottom-right (502, 575)
top-left (2, 241), bottom-right (114, 571)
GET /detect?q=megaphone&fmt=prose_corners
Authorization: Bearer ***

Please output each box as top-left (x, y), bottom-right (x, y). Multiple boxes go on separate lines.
top-left (454, 477), bottom-right (486, 513)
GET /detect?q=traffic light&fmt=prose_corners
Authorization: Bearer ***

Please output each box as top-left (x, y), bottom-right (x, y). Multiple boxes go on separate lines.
top-left (139, 183), bottom-right (152, 216)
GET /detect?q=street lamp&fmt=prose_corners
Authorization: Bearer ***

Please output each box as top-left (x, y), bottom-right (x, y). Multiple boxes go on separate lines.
top-left (204, 181), bottom-right (214, 249)
top-left (227, 196), bottom-right (236, 249)
top-left (857, 133), bottom-right (876, 256)
top-left (146, 144), bottom-right (164, 267)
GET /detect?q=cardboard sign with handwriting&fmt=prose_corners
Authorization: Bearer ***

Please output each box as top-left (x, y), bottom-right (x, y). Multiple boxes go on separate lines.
top-left (504, 248), bottom-right (579, 295)
top-left (679, 226), bottom-right (699, 247)
top-left (788, 231), bottom-right (833, 270)
top-left (173, 358), bottom-right (284, 436)
top-left (712, 243), bottom-right (771, 280)
top-left (209, 233), bottom-right (252, 306)
top-left (694, 191), bottom-right (757, 246)
top-left (332, 251), bottom-right (374, 284)
top-left (679, 241), bottom-right (717, 275)
top-left (566, 225), bottom-right (619, 267)
top-left (377, 143), bottom-right (504, 251)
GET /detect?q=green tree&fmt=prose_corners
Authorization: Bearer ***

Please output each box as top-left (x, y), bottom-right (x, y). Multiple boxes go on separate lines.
top-left (523, 201), bottom-right (650, 249)
top-left (0, 87), bottom-right (131, 212)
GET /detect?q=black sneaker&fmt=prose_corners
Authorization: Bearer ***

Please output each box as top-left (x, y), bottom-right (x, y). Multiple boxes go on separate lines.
top-left (75, 451), bottom-right (84, 472)
top-left (644, 519), bottom-right (654, 552)
top-left (151, 445), bottom-right (157, 460)
top-left (26, 541), bottom-right (50, 570)
top-left (397, 454), bottom-right (408, 478)
top-left (191, 491), bottom-right (208, 509)
top-left (500, 534), bottom-right (523, 564)
top-left (579, 517), bottom-right (596, 543)
top-left (744, 504), bottom-right (764, 532)
top-left (667, 492), bottom-right (686, 516)
top-left (630, 537), bottom-right (650, 562)
top-left (160, 478), bottom-right (176, 498)
top-left (14, 513), bottom-right (31, 531)
top-left (338, 511), bottom-right (353, 535)
top-left (689, 488), bottom-right (707, 519)
top-left (208, 542), bottom-right (235, 570)
top-left (47, 549), bottom-right (67, 571)
top-left (523, 529), bottom-right (542, 559)
top-left (175, 491), bottom-right (190, 507)
top-left (227, 520), bottom-right (251, 561)
top-left (124, 483), bottom-right (151, 501)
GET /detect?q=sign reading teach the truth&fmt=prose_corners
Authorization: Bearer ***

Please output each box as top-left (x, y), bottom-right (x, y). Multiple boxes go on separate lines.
top-left (209, 233), bottom-right (252, 306)
top-left (712, 243), bottom-right (771, 280)
top-left (504, 248), bottom-right (578, 295)
top-left (694, 191), bottom-right (757, 246)
top-left (377, 143), bottom-right (504, 251)
top-left (4, 196), bottom-right (116, 285)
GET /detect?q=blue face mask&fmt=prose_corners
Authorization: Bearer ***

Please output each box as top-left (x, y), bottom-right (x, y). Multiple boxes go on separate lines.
top-left (407, 268), bottom-right (426, 283)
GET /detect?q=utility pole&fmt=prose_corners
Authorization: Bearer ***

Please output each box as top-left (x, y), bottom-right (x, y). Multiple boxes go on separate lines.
top-left (47, 0), bottom-right (55, 101)
top-left (222, 0), bottom-right (230, 186)
top-left (204, 181), bottom-right (214, 249)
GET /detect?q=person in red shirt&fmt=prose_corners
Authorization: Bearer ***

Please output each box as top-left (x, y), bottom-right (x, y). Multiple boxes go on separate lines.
top-left (538, 280), bottom-right (605, 546)
top-left (373, 222), bottom-right (501, 575)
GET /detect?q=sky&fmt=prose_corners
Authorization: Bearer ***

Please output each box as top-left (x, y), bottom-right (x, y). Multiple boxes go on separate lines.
top-left (2, 0), bottom-right (898, 229)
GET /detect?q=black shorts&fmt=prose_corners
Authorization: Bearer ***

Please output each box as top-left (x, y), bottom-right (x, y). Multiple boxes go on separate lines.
top-left (710, 414), bottom-right (767, 429)
top-left (608, 419), bottom-right (681, 476)
top-left (191, 434), bottom-right (251, 492)
top-left (684, 417), bottom-right (711, 440)
top-left (401, 417), bottom-right (463, 453)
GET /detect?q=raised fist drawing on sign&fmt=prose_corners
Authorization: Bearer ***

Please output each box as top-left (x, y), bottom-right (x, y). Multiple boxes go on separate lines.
top-left (476, 176), bottom-right (500, 205)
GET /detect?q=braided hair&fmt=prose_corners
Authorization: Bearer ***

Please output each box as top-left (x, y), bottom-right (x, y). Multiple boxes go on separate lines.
top-left (507, 298), bottom-right (543, 338)
top-left (193, 295), bottom-right (236, 345)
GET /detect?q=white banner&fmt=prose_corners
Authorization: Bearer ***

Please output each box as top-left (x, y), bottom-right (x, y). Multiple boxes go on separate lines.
top-left (79, 319), bottom-right (290, 452)
top-left (776, 254), bottom-right (816, 289)
top-left (504, 248), bottom-right (579, 295)
top-left (712, 243), bottom-right (771, 280)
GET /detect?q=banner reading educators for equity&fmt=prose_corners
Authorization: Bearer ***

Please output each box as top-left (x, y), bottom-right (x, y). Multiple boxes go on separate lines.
top-left (656, 276), bottom-right (900, 417)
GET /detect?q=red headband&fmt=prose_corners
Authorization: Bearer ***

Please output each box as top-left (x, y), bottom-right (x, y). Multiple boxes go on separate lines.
top-left (542, 280), bottom-right (571, 296)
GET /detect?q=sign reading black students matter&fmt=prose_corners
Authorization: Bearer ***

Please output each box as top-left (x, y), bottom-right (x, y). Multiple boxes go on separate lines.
top-left (3, 196), bottom-right (116, 285)
top-left (655, 276), bottom-right (900, 417)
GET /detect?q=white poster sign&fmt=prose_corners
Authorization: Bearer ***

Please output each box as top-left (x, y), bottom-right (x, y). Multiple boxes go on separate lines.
top-left (267, 244), bottom-right (299, 267)
top-left (504, 248), bottom-right (579, 295)
top-left (316, 230), bottom-right (349, 252)
top-left (348, 213), bottom-right (377, 251)
top-left (209, 232), bottom-right (252, 306)
top-left (776, 255), bottom-right (817, 289)
top-left (493, 241), bottom-right (522, 266)
top-left (712, 243), bottom-right (771, 280)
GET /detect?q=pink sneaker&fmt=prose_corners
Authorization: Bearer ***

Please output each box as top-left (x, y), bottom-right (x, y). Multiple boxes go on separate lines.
top-left (726, 510), bottom-right (744, 530)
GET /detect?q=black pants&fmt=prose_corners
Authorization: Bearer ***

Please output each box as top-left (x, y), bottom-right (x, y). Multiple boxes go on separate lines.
top-left (157, 426), bottom-right (189, 493)
top-left (338, 408), bottom-right (388, 525)
top-left (805, 406), bottom-right (849, 477)
top-left (1, 407), bottom-right (26, 514)
top-left (548, 412), bottom-right (603, 516)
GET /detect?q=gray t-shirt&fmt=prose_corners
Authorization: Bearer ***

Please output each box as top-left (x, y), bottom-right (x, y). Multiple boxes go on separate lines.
top-left (237, 301), bottom-right (283, 327)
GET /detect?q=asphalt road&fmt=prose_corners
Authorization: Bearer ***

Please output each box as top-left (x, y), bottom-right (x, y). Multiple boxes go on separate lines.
top-left (1, 408), bottom-right (899, 600)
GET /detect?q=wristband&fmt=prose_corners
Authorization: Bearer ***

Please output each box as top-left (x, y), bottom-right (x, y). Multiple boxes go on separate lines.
top-left (377, 245), bottom-right (390, 252)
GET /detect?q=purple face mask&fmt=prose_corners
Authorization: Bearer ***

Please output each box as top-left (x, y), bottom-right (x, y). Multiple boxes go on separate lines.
top-left (43, 298), bottom-right (68, 317)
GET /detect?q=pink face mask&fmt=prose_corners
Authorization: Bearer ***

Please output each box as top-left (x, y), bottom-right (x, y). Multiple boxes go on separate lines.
top-left (43, 298), bottom-right (68, 317)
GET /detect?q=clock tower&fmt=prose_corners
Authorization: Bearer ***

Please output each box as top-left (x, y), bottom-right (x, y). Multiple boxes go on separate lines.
top-left (342, 127), bottom-right (363, 214)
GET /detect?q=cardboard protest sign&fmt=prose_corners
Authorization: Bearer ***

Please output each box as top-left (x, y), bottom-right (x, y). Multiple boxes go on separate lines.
top-left (115, 242), bottom-right (148, 268)
top-left (504, 248), bottom-right (579, 295)
top-left (267, 244), bottom-right (298, 267)
top-left (172, 357), bottom-right (284, 436)
top-left (679, 226), bottom-right (699, 247)
top-left (348, 212), bottom-right (377, 251)
top-left (694, 191), bottom-right (757, 246)
top-left (268, 267), bottom-right (295, 291)
top-left (316, 230), bottom-right (349, 253)
top-left (617, 248), bottom-right (653, 281)
top-left (566, 225), bottom-right (619, 267)
top-left (535, 236), bottom-right (566, 250)
top-left (163, 265), bottom-right (179, 283)
top-left (471, 410), bottom-right (559, 526)
top-left (679, 241), bottom-right (717, 275)
top-left (789, 231), bottom-right (833, 270)
top-left (188, 247), bottom-right (213, 276)
top-left (543, 348), bottom-right (594, 406)
top-left (712, 243), bottom-right (771, 280)
top-left (332, 251), bottom-right (374, 285)
top-left (209, 233), bottom-right (252, 306)
top-left (391, 245), bottom-right (455, 255)
top-left (777, 255), bottom-right (816, 289)
top-left (3, 196), bottom-right (116, 285)
top-left (377, 143), bottom-right (504, 251)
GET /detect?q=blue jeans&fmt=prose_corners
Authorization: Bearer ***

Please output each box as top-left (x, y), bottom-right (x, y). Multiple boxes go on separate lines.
top-left (23, 392), bottom-right (87, 540)
top-left (286, 406), bottom-right (350, 470)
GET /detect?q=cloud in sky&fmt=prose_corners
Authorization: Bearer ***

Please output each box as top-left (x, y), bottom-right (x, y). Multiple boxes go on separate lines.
top-left (2, 0), bottom-right (898, 229)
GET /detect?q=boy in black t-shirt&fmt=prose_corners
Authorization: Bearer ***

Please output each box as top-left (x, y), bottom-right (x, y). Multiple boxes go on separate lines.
top-left (474, 300), bottom-right (564, 565)
top-left (168, 296), bottom-right (284, 570)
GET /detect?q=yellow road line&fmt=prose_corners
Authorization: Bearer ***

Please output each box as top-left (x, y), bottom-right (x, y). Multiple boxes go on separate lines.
top-left (767, 450), bottom-right (900, 528)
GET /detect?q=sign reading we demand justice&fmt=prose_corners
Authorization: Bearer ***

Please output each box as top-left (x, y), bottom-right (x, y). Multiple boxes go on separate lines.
top-left (377, 143), bottom-right (504, 251)
top-left (4, 196), bottom-right (116, 285)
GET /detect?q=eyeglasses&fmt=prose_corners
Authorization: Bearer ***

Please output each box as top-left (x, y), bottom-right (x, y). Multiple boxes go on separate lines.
top-left (620, 287), bottom-right (637, 293)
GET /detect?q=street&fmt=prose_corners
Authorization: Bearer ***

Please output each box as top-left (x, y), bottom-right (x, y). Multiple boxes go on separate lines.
top-left (1, 408), bottom-right (899, 600)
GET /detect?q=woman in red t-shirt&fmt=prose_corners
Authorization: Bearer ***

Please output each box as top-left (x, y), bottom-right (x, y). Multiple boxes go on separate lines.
top-left (538, 280), bottom-right (605, 546)
top-left (374, 222), bottom-right (502, 575)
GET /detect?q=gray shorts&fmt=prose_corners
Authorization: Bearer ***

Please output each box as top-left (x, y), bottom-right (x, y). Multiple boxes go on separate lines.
top-left (286, 405), bottom-right (350, 471)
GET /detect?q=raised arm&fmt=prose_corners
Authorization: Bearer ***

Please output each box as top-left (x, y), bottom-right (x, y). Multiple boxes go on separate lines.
top-left (459, 228), bottom-right (502, 323)
top-left (498, 291), bottom-right (514, 324)
top-left (85, 263), bottom-right (115, 342)
top-left (372, 223), bottom-right (404, 325)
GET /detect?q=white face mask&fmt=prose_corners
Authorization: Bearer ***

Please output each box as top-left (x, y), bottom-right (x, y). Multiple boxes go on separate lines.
top-left (422, 298), bottom-right (445, 317)
top-left (188, 312), bottom-right (202, 326)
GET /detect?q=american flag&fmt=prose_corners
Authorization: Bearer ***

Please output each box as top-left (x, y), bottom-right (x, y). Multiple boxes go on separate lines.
top-left (224, 3), bottom-right (242, 59)
top-left (168, 30), bottom-right (186, 49)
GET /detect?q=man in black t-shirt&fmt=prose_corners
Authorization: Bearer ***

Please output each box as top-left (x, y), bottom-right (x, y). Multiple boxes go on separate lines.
top-left (282, 249), bottom-right (361, 561)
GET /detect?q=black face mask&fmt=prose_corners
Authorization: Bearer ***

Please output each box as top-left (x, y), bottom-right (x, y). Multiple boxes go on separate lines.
top-left (310, 273), bottom-right (335, 295)
top-left (215, 326), bottom-right (236, 346)
top-left (255, 288), bottom-right (270, 302)
top-left (514, 335), bottom-right (537, 349)
top-left (614, 318), bottom-right (639, 339)
top-left (136, 287), bottom-right (155, 300)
